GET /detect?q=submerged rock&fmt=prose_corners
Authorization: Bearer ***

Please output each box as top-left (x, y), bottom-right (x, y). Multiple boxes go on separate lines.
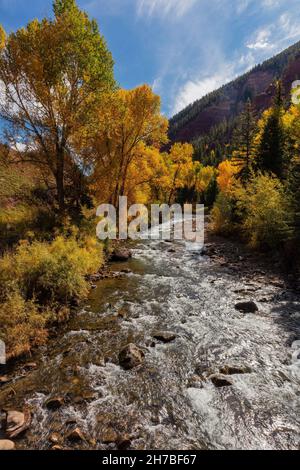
top-left (101, 429), bottom-right (119, 444)
top-left (116, 434), bottom-right (132, 450)
top-left (66, 427), bottom-right (86, 443)
top-left (49, 432), bottom-right (62, 445)
top-left (111, 249), bottom-right (132, 262)
top-left (45, 397), bottom-right (64, 410)
top-left (209, 374), bottom-right (233, 388)
top-left (0, 375), bottom-right (9, 384)
top-left (0, 440), bottom-right (15, 450)
top-left (235, 301), bottom-right (258, 313)
top-left (119, 344), bottom-right (144, 370)
top-left (23, 362), bottom-right (37, 371)
top-left (153, 332), bottom-right (177, 343)
top-left (89, 273), bottom-right (102, 282)
top-left (6, 409), bottom-right (31, 438)
top-left (187, 375), bottom-right (204, 389)
top-left (220, 365), bottom-right (252, 375)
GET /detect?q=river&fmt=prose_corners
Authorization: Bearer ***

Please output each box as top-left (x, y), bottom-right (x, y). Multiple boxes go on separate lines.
top-left (1, 230), bottom-right (300, 450)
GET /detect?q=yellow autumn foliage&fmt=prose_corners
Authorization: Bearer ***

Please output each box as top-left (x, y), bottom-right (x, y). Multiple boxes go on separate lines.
top-left (216, 160), bottom-right (239, 194)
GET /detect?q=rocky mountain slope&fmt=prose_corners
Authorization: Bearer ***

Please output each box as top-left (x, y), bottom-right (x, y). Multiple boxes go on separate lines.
top-left (169, 41), bottom-right (300, 145)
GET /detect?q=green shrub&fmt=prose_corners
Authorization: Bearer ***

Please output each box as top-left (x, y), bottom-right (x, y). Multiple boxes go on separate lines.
top-left (211, 191), bottom-right (235, 235)
top-left (0, 291), bottom-right (49, 359)
top-left (235, 173), bottom-right (291, 249)
top-left (0, 236), bottom-right (103, 304)
top-left (0, 235), bottom-right (104, 358)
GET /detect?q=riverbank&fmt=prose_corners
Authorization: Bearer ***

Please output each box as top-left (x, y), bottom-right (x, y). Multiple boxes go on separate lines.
top-left (0, 232), bottom-right (300, 450)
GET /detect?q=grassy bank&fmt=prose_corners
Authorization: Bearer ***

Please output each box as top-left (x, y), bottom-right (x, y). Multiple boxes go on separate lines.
top-left (0, 234), bottom-right (104, 360)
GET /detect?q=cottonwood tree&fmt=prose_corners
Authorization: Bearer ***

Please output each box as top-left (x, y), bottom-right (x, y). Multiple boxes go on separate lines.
top-left (164, 143), bottom-right (194, 205)
top-left (88, 85), bottom-right (169, 207)
top-left (0, 0), bottom-right (115, 216)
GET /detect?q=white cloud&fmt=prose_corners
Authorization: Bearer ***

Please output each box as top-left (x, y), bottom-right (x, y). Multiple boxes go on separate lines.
top-left (246, 28), bottom-right (272, 50)
top-left (137, 0), bottom-right (197, 18)
top-left (172, 68), bottom-right (235, 115)
top-left (171, 46), bottom-right (260, 115)
top-left (278, 13), bottom-right (300, 42)
top-left (246, 10), bottom-right (300, 55)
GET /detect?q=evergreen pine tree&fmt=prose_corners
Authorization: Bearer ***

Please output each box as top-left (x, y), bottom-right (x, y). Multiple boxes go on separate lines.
top-left (232, 99), bottom-right (257, 181)
top-left (255, 80), bottom-right (286, 178)
top-left (288, 156), bottom-right (300, 242)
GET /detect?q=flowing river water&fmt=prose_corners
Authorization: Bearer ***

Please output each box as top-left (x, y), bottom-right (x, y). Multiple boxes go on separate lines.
top-left (1, 228), bottom-right (300, 450)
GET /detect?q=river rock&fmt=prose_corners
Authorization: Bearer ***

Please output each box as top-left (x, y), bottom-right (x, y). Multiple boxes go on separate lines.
top-left (235, 301), bottom-right (258, 313)
top-left (119, 344), bottom-right (145, 370)
top-left (200, 246), bottom-right (208, 255)
top-left (49, 432), bottom-right (62, 445)
top-left (45, 396), bottom-right (64, 410)
top-left (0, 375), bottom-right (9, 384)
top-left (101, 429), bottom-right (119, 444)
top-left (111, 249), bottom-right (132, 262)
top-left (153, 331), bottom-right (177, 343)
top-left (187, 375), bottom-right (204, 389)
top-left (209, 374), bottom-right (233, 388)
top-left (23, 362), bottom-right (37, 371)
top-left (220, 365), bottom-right (252, 375)
top-left (66, 427), bottom-right (86, 442)
top-left (117, 434), bottom-right (132, 450)
top-left (5, 409), bottom-right (31, 438)
top-left (0, 440), bottom-right (15, 450)
top-left (90, 273), bottom-right (102, 282)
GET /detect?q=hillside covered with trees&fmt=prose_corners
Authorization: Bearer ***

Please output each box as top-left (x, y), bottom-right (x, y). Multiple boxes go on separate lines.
top-left (169, 40), bottom-right (300, 165)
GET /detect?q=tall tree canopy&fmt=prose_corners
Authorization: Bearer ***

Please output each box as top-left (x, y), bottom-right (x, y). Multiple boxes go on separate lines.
top-left (89, 85), bottom-right (169, 207)
top-left (0, 0), bottom-right (115, 215)
top-left (255, 81), bottom-right (286, 178)
top-left (232, 99), bottom-right (257, 181)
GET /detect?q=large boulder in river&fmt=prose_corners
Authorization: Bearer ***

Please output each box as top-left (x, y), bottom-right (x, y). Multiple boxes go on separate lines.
top-left (111, 249), bottom-right (132, 262)
top-left (5, 409), bottom-right (31, 438)
top-left (119, 344), bottom-right (144, 370)
top-left (0, 440), bottom-right (15, 450)
top-left (235, 301), bottom-right (258, 313)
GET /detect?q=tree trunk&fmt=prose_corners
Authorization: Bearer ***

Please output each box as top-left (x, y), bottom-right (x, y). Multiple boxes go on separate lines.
top-left (56, 147), bottom-right (65, 217)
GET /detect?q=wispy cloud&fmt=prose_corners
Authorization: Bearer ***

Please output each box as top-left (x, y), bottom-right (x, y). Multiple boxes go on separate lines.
top-left (247, 28), bottom-right (272, 50)
top-left (173, 72), bottom-right (233, 115)
top-left (137, 0), bottom-right (197, 18)
top-left (172, 50), bottom-right (257, 115)
top-left (2, 0), bottom-right (300, 117)
top-left (171, 1), bottom-right (300, 115)
top-left (246, 11), bottom-right (300, 54)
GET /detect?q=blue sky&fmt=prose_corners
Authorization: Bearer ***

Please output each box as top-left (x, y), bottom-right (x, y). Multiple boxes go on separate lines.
top-left (1, 0), bottom-right (300, 116)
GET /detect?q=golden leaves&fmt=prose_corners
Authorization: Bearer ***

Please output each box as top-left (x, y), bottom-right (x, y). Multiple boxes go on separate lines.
top-left (0, 25), bottom-right (6, 50)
